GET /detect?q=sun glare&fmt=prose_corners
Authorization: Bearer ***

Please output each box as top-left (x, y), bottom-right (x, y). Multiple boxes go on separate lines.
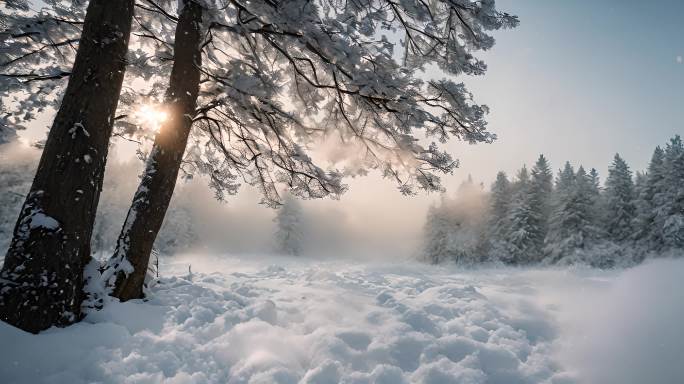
top-left (135, 104), bottom-right (168, 132)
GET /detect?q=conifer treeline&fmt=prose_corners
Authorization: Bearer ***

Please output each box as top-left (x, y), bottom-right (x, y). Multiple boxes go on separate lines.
top-left (422, 136), bottom-right (684, 267)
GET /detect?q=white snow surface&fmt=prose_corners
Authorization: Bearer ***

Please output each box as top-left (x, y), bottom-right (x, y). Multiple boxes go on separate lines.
top-left (1, 255), bottom-right (682, 384)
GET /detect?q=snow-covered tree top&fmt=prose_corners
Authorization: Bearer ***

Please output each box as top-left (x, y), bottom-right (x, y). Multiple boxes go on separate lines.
top-left (1, 0), bottom-right (518, 206)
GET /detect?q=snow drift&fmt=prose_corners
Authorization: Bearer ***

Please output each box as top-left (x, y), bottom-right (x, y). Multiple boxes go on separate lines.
top-left (1, 254), bottom-right (681, 383)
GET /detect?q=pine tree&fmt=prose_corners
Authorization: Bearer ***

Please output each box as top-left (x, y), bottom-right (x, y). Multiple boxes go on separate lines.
top-left (525, 154), bottom-right (553, 262)
top-left (588, 168), bottom-right (601, 197)
top-left (659, 136), bottom-right (684, 249)
top-left (503, 167), bottom-right (538, 264)
top-left (422, 201), bottom-right (453, 264)
top-left (634, 171), bottom-right (647, 196)
top-left (603, 154), bottom-right (636, 242)
top-left (634, 146), bottom-right (666, 250)
top-left (423, 203), bottom-right (448, 264)
top-left (544, 163), bottom-right (574, 261)
top-left (586, 167), bottom-right (604, 228)
top-left (486, 172), bottom-right (512, 262)
top-left (531, 155), bottom-right (553, 204)
top-left (544, 166), bottom-right (600, 263)
top-left (556, 161), bottom-right (576, 192)
top-left (274, 194), bottom-right (305, 256)
top-left (451, 178), bottom-right (488, 265)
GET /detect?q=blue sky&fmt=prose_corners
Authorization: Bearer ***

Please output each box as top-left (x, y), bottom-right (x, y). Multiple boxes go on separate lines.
top-left (444, 0), bottom-right (684, 187)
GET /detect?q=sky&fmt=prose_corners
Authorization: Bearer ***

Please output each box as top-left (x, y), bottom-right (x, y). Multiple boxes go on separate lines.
top-left (14, 0), bottom-right (684, 256)
top-left (451, 0), bottom-right (684, 189)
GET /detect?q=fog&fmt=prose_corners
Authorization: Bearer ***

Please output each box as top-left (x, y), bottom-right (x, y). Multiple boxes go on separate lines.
top-left (536, 258), bottom-right (684, 383)
top-left (0, 141), bottom-right (434, 260)
top-left (159, 168), bottom-right (431, 260)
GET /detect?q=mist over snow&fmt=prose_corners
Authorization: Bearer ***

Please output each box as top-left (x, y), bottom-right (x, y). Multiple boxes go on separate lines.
top-left (547, 258), bottom-right (684, 383)
top-left (0, 141), bottom-right (429, 263)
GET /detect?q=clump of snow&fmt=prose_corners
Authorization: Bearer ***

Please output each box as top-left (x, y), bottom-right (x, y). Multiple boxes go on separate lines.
top-left (28, 212), bottom-right (59, 230)
top-left (68, 122), bottom-right (89, 139)
top-left (1, 255), bottom-right (682, 383)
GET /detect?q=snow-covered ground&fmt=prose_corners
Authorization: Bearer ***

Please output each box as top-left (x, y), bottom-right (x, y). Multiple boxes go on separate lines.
top-left (1, 255), bottom-right (683, 384)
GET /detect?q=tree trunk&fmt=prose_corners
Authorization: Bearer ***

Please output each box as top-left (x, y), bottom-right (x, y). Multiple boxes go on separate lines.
top-left (0, 0), bottom-right (135, 333)
top-left (106, 1), bottom-right (203, 301)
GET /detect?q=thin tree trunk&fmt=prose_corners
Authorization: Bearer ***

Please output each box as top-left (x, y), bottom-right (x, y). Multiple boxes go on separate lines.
top-left (0, 0), bottom-right (135, 333)
top-left (106, 1), bottom-right (203, 301)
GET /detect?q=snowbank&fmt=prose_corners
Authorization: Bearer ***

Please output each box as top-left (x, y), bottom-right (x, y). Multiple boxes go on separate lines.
top-left (0, 255), bottom-right (682, 383)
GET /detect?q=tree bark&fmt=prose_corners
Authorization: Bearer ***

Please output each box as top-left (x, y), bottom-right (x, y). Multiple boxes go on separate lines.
top-left (0, 0), bottom-right (135, 333)
top-left (107, 1), bottom-right (203, 301)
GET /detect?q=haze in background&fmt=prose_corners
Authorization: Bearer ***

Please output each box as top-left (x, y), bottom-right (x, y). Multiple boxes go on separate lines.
top-left (12, 0), bottom-right (684, 258)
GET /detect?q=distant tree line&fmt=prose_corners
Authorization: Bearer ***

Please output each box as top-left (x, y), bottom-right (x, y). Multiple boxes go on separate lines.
top-left (423, 136), bottom-right (684, 267)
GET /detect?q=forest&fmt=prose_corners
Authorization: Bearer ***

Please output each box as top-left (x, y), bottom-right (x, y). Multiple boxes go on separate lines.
top-left (422, 138), bottom-right (684, 268)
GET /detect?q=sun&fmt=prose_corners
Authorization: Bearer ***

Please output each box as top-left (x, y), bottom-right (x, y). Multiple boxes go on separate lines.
top-left (135, 104), bottom-right (168, 132)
